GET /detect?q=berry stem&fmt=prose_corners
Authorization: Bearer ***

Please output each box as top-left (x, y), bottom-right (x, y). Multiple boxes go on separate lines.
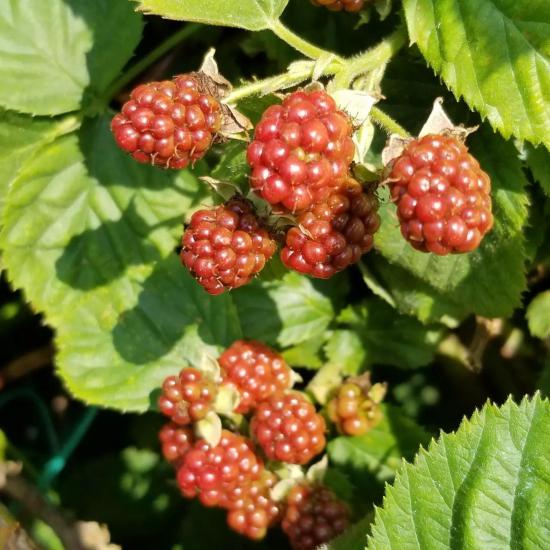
top-left (270, 20), bottom-right (342, 62)
top-left (104, 23), bottom-right (202, 101)
top-left (223, 60), bottom-right (342, 104)
top-left (370, 106), bottom-right (410, 138)
top-left (331, 27), bottom-right (407, 90)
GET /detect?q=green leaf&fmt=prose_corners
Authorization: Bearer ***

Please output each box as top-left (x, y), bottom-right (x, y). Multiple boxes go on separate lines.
top-left (0, 111), bottom-right (69, 215)
top-left (526, 291), bottom-right (550, 339)
top-left (337, 299), bottom-right (443, 369)
top-left (233, 271), bottom-right (336, 348)
top-left (324, 329), bottom-right (366, 374)
top-left (403, 0), bottom-right (550, 149)
top-left (361, 258), bottom-right (469, 328)
top-left (0, 115), bottom-right (241, 411)
top-left (134, 0), bottom-right (289, 31)
top-left (375, 127), bottom-right (529, 318)
top-left (365, 394), bottom-right (550, 550)
top-left (0, 0), bottom-right (143, 115)
top-left (282, 337), bottom-right (324, 369)
top-left (525, 143), bottom-right (550, 196)
top-left (328, 404), bottom-right (431, 487)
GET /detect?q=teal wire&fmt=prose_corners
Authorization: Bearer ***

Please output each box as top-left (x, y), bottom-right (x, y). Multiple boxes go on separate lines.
top-left (0, 387), bottom-right (60, 453)
top-left (38, 407), bottom-right (98, 490)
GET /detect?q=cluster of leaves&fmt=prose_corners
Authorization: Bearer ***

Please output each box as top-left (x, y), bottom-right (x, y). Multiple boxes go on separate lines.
top-left (0, 0), bottom-right (549, 548)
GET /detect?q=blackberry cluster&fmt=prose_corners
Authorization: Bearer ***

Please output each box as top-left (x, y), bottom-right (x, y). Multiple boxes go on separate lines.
top-left (281, 177), bottom-right (380, 278)
top-left (219, 340), bottom-right (292, 413)
top-left (251, 391), bottom-right (326, 464)
top-left (176, 430), bottom-right (263, 507)
top-left (326, 379), bottom-right (386, 436)
top-left (311, 0), bottom-right (365, 12)
top-left (180, 197), bottom-right (277, 295)
top-left (225, 472), bottom-right (281, 540)
top-left (111, 74), bottom-right (222, 168)
top-left (389, 133), bottom-right (493, 254)
top-left (159, 422), bottom-right (195, 467)
top-left (158, 367), bottom-right (217, 425)
top-left (247, 90), bottom-right (355, 213)
top-left (282, 484), bottom-right (350, 550)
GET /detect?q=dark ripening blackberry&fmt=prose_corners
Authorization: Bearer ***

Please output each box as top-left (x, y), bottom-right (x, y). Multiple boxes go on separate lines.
top-left (225, 471), bottom-right (281, 540)
top-left (250, 391), bottom-right (326, 465)
top-left (180, 198), bottom-right (277, 295)
top-left (311, 0), bottom-right (365, 12)
top-left (158, 367), bottom-right (217, 425)
top-left (159, 422), bottom-right (195, 467)
top-left (176, 430), bottom-right (264, 508)
top-left (111, 74), bottom-right (222, 169)
top-left (247, 90), bottom-right (355, 213)
top-left (219, 340), bottom-right (292, 414)
top-left (281, 177), bottom-right (380, 279)
top-left (282, 484), bottom-right (350, 550)
top-left (389, 133), bottom-right (493, 255)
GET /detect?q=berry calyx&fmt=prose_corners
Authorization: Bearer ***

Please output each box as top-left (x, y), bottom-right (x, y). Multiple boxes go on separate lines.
top-left (219, 340), bottom-right (293, 414)
top-left (311, 0), bottom-right (365, 12)
top-left (159, 422), bottom-right (195, 467)
top-left (326, 377), bottom-right (387, 436)
top-left (176, 430), bottom-right (264, 507)
top-left (251, 391), bottom-right (326, 464)
top-left (281, 178), bottom-right (380, 279)
top-left (225, 471), bottom-right (281, 540)
top-left (180, 197), bottom-right (277, 295)
top-left (247, 90), bottom-right (355, 213)
top-left (111, 74), bottom-right (222, 169)
top-left (389, 133), bottom-right (493, 254)
top-left (158, 367), bottom-right (217, 425)
top-left (282, 483), bottom-right (350, 550)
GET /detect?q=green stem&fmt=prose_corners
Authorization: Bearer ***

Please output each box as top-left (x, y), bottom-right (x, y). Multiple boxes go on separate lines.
top-left (332, 27), bottom-right (407, 89)
top-left (370, 106), bottom-right (410, 137)
top-left (104, 23), bottom-right (202, 101)
top-left (224, 59), bottom-right (342, 104)
top-left (270, 20), bottom-right (341, 61)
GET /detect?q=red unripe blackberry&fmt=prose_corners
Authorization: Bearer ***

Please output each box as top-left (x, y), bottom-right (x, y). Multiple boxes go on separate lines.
top-left (176, 430), bottom-right (263, 507)
top-left (247, 90), bottom-right (355, 213)
top-left (250, 392), bottom-right (326, 465)
top-left (311, 0), bottom-right (365, 12)
top-left (111, 74), bottom-right (222, 169)
top-left (225, 471), bottom-right (281, 540)
top-left (281, 178), bottom-right (380, 279)
top-left (180, 198), bottom-right (277, 295)
top-left (389, 133), bottom-right (493, 254)
top-left (326, 380), bottom-right (385, 436)
top-left (282, 484), bottom-right (350, 550)
top-left (159, 422), bottom-right (195, 467)
top-left (219, 340), bottom-right (292, 414)
top-left (158, 367), bottom-right (217, 425)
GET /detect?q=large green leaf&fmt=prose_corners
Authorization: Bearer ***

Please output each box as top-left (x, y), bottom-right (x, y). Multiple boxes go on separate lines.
top-left (134, 0), bottom-right (289, 31)
top-left (403, 0), bottom-right (550, 149)
top-left (361, 258), bottom-right (469, 328)
top-left (0, 115), bottom-right (241, 411)
top-left (526, 291), bottom-right (550, 339)
top-left (363, 394), bottom-right (550, 550)
top-left (0, 111), bottom-right (72, 214)
top-left (525, 143), bottom-right (550, 196)
top-left (337, 299), bottom-right (443, 369)
top-left (232, 271), bottom-right (337, 348)
top-left (0, 0), bottom-right (143, 115)
top-left (375, 127), bottom-right (529, 318)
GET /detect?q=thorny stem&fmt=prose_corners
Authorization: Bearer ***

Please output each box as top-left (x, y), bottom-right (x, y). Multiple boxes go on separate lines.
top-left (105, 23), bottom-right (202, 101)
top-left (370, 106), bottom-right (411, 138)
top-left (270, 20), bottom-right (343, 62)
